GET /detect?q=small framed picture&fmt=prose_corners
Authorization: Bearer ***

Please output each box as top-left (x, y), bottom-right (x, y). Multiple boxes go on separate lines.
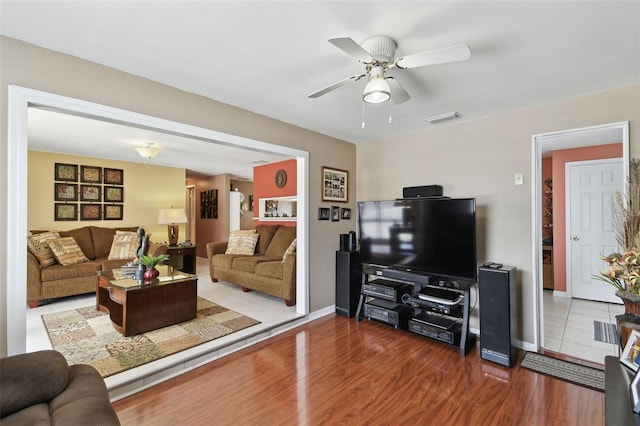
top-left (104, 168), bottom-right (124, 185)
top-left (54, 163), bottom-right (78, 182)
top-left (80, 204), bottom-right (102, 221)
top-left (80, 165), bottom-right (102, 183)
top-left (631, 368), bottom-right (640, 413)
top-left (318, 207), bottom-right (330, 220)
top-left (80, 185), bottom-right (101, 202)
top-left (341, 208), bottom-right (352, 220)
top-left (54, 203), bottom-right (77, 221)
top-left (621, 329), bottom-right (640, 372)
top-left (103, 204), bottom-right (123, 220)
top-left (54, 183), bottom-right (78, 201)
top-left (322, 166), bottom-right (348, 203)
top-left (104, 187), bottom-right (124, 203)
top-left (331, 206), bottom-right (340, 222)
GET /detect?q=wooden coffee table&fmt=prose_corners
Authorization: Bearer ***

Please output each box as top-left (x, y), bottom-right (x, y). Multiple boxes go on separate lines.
top-left (96, 264), bottom-right (197, 336)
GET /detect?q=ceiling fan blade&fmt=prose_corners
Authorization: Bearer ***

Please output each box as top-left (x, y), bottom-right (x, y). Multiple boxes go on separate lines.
top-left (394, 44), bottom-right (471, 69)
top-left (387, 77), bottom-right (410, 105)
top-left (308, 74), bottom-right (365, 98)
top-left (328, 37), bottom-right (373, 63)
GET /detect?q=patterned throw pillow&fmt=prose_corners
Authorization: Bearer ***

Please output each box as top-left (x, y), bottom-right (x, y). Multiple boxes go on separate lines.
top-left (27, 231), bottom-right (61, 266)
top-left (282, 238), bottom-right (297, 263)
top-left (225, 230), bottom-right (259, 255)
top-left (108, 231), bottom-right (138, 260)
top-left (48, 237), bottom-right (90, 266)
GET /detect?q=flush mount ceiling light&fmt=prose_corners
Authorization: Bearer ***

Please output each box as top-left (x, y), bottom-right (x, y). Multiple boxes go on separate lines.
top-left (425, 111), bottom-right (461, 124)
top-left (135, 143), bottom-right (159, 159)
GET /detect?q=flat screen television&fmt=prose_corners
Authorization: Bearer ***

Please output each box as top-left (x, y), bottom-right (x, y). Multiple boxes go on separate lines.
top-left (357, 198), bottom-right (477, 282)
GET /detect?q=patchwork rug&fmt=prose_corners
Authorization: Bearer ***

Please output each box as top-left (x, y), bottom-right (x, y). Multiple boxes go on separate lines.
top-left (520, 351), bottom-right (605, 392)
top-left (42, 297), bottom-right (260, 378)
top-left (594, 320), bottom-right (619, 345)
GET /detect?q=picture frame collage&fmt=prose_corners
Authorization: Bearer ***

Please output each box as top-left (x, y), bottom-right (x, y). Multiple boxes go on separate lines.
top-left (619, 329), bottom-right (640, 413)
top-left (318, 166), bottom-right (351, 222)
top-left (54, 162), bottom-right (124, 221)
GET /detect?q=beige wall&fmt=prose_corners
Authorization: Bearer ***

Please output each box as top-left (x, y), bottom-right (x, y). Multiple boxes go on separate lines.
top-left (358, 84), bottom-right (640, 344)
top-left (28, 151), bottom-right (186, 240)
top-left (0, 36), bottom-right (358, 356)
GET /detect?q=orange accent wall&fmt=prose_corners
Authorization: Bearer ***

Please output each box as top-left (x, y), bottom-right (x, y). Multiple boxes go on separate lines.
top-left (253, 159), bottom-right (297, 227)
top-left (550, 143), bottom-right (622, 292)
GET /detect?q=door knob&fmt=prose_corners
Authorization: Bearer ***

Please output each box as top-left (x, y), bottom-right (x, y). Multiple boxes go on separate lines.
top-left (572, 236), bottom-right (580, 241)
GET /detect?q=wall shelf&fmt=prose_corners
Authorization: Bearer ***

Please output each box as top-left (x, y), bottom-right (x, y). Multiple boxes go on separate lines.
top-left (257, 196), bottom-right (297, 222)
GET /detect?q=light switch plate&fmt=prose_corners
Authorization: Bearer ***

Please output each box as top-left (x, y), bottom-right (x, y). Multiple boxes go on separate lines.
top-left (515, 173), bottom-right (524, 185)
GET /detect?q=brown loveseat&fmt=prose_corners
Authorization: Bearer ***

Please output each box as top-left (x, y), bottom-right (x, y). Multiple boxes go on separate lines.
top-left (0, 350), bottom-right (120, 425)
top-left (206, 225), bottom-right (296, 306)
top-left (27, 226), bottom-right (166, 307)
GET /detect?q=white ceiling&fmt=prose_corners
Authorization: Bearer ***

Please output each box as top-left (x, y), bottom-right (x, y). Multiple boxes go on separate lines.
top-left (2, 1), bottom-right (639, 177)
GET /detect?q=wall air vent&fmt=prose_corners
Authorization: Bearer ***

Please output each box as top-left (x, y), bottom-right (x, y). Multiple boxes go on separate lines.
top-left (425, 111), bottom-right (461, 124)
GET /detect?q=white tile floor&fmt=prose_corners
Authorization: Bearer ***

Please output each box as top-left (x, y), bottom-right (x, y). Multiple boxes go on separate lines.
top-left (26, 257), bottom-right (303, 400)
top-left (543, 290), bottom-right (625, 364)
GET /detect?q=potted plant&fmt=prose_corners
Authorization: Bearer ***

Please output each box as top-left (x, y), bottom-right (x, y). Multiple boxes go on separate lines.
top-left (595, 159), bottom-right (640, 345)
top-left (138, 253), bottom-right (170, 279)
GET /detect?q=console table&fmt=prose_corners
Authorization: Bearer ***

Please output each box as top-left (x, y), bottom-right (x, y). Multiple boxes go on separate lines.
top-left (166, 245), bottom-right (197, 274)
top-left (605, 355), bottom-right (640, 425)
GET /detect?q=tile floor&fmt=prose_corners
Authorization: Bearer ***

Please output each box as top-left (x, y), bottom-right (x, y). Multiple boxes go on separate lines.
top-left (26, 257), bottom-right (303, 399)
top-left (543, 290), bottom-right (624, 364)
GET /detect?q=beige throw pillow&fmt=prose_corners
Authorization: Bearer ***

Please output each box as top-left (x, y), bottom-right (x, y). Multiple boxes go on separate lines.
top-left (282, 238), bottom-right (297, 263)
top-left (27, 231), bottom-right (61, 266)
top-left (108, 231), bottom-right (138, 260)
top-left (225, 230), bottom-right (259, 255)
top-left (48, 237), bottom-right (90, 266)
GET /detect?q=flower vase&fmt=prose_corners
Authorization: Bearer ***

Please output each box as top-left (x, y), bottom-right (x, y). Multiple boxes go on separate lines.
top-left (143, 267), bottom-right (159, 280)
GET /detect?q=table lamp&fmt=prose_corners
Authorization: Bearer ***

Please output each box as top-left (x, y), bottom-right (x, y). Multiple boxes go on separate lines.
top-left (158, 208), bottom-right (188, 246)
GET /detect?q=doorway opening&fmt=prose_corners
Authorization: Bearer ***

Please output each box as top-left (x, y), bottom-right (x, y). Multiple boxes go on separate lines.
top-left (532, 121), bottom-right (630, 360)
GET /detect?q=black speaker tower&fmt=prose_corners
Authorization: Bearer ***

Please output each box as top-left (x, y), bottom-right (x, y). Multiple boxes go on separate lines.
top-left (479, 265), bottom-right (517, 367)
top-left (335, 251), bottom-right (361, 317)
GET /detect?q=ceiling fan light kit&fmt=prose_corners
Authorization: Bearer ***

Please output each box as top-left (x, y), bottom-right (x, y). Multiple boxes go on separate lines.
top-left (135, 143), bottom-right (159, 159)
top-left (310, 34), bottom-right (471, 122)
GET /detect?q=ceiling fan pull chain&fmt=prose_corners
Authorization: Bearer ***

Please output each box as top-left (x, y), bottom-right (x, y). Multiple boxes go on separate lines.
top-left (361, 101), bottom-right (366, 129)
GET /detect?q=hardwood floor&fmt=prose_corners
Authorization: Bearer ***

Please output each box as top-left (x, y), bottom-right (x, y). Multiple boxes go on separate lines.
top-left (112, 315), bottom-right (604, 425)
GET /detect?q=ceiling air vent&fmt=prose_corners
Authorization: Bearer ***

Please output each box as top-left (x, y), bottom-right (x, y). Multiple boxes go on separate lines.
top-left (425, 111), bottom-right (461, 124)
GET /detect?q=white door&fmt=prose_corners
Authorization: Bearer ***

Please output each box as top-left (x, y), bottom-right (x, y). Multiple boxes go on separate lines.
top-left (229, 191), bottom-right (241, 231)
top-left (567, 158), bottom-right (623, 303)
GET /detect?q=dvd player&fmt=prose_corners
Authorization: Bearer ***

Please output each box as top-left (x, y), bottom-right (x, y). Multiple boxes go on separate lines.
top-left (362, 279), bottom-right (413, 302)
top-left (408, 317), bottom-right (462, 345)
top-left (363, 299), bottom-right (412, 329)
top-left (402, 293), bottom-right (462, 315)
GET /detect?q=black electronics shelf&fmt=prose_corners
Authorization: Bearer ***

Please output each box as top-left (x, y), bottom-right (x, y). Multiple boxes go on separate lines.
top-left (356, 266), bottom-right (476, 356)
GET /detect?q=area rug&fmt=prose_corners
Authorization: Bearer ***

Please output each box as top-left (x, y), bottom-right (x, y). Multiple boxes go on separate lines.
top-left (520, 351), bottom-right (605, 392)
top-left (594, 320), bottom-right (619, 345)
top-left (42, 297), bottom-right (260, 378)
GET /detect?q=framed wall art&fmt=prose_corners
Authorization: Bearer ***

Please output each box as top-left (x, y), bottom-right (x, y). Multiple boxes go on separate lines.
top-left (331, 206), bottom-right (340, 222)
top-left (80, 204), bottom-right (102, 221)
top-left (80, 185), bottom-right (101, 202)
top-left (104, 186), bottom-right (124, 203)
top-left (341, 208), bottom-right (352, 220)
top-left (318, 207), bottom-right (330, 220)
top-left (200, 189), bottom-right (218, 218)
top-left (54, 183), bottom-right (78, 201)
top-left (621, 329), bottom-right (640, 372)
top-left (103, 204), bottom-right (123, 220)
top-left (80, 165), bottom-right (102, 183)
top-left (54, 163), bottom-right (78, 182)
top-left (322, 166), bottom-right (348, 202)
top-left (55, 203), bottom-right (78, 221)
top-left (104, 168), bottom-right (124, 185)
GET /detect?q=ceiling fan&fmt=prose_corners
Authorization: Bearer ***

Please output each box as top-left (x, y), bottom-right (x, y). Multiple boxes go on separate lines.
top-left (308, 36), bottom-right (471, 105)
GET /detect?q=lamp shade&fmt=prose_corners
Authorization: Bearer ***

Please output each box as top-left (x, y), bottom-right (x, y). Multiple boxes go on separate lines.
top-left (363, 75), bottom-right (391, 104)
top-left (158, 208), bottom-right (188, 224)
top-left (135, 146), bottom-right (159, 159)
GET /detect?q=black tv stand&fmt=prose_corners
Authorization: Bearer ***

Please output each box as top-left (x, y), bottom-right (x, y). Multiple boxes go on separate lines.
top-left (356, 266), bottom-right (476, 356)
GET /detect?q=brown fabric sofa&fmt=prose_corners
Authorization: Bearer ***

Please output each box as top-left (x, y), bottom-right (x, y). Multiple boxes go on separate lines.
top-left (0, 350), bottom-right (120, 425)
top-left (206, 225), bottom-right (296, 306)
top-left (27, 226), bottom-right (166, 307)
